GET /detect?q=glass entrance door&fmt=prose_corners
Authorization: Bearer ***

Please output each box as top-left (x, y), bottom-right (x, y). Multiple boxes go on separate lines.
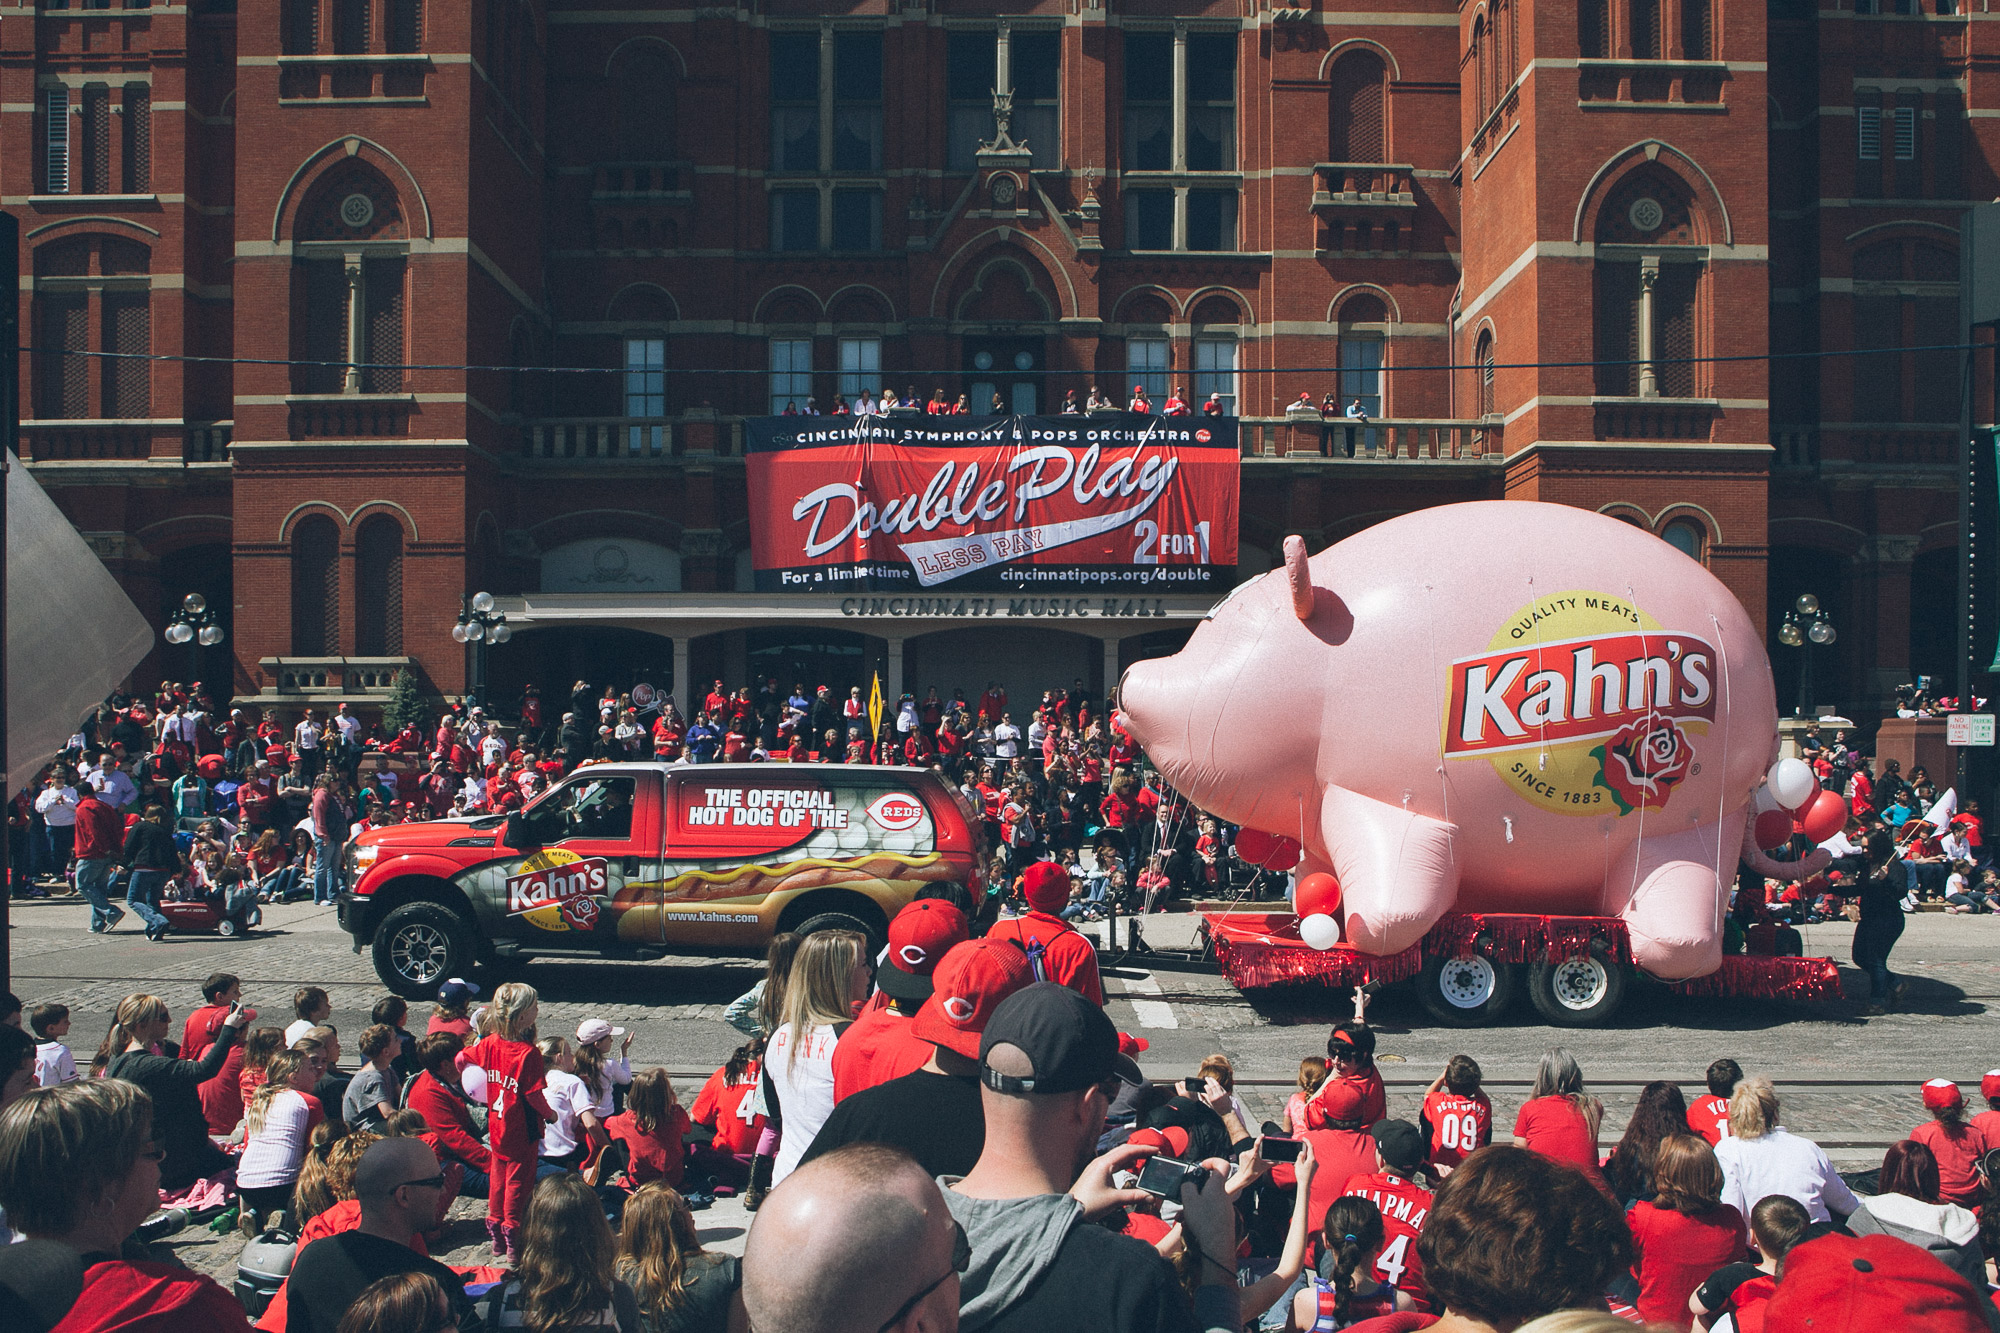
top-left (962, 337), bottom-right (1044, 416)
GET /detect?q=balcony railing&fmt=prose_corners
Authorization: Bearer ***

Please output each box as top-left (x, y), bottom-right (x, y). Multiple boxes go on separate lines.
top-left (591, 163), bottom-right (692, 202)
top-left (1311, 163), bottom-right (1418, 254)
top-left (526, 415), bottom-right (744, 460)
top-left (259, 657), bottom-right (411, 698)
top-left (1592, 397), bottom-right (1719, 442)
top-left (21, 418), bottom-right (233, 463)
top-left (277, 54), bottom-right (430, 102)
top-left (288, 395), bottom-right (413, 440)
top-left (1241, 413), bottom-right (1501, 462)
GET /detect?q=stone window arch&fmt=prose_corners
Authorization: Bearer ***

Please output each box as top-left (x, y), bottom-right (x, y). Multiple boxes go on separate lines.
top-left (290, 514), bottom-right (341, 656)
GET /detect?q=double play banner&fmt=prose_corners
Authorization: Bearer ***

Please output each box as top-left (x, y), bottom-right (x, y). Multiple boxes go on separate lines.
top-left (746, 413), bottom-right (1240, 592)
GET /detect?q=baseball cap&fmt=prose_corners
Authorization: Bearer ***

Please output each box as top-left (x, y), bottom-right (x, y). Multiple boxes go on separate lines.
top-left (1923, 1078), bottom-right (1964, 1112)
top-left (1981, 1070), bottom-right (2000, 1101)
top-left (1370, 1119), bottom-right (1426, 1174)
top-left (978, 981), bottom-right (1143, 1096)
top-left (910, 938), bottom-right (1035, 1059)
top-left (1118, 1032), bottom-right (1150, 1058)
top-left (576, 1019), bottom-right (625, 1046)
top-left (1128, 1125), bottom-right (1191, 1157)
top-left (438, 978), bottom-right (481, 1005)
top-left (1021, 860), bottom-right (1070, 914)
top-left (877, 900), bottom-right (971, 1001)
top-left (1765, 1233), bottom-right (1992, 1333)
top-left (1314, 1079), bottom-right (1368, 1125)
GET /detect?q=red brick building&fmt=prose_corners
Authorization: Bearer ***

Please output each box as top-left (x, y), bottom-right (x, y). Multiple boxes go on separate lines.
top-left (3, 0), bottom-right (1971, 725)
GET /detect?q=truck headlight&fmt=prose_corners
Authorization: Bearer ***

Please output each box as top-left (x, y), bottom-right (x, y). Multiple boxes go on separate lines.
top-left (350, 845), bottom-right (380, 873)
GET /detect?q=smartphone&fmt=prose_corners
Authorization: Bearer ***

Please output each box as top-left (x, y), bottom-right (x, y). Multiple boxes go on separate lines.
top-left (1184, 1074), bottom-right (1210, 1096)
top-left (1136, 1155), bottom-right (1209, 1198)
top-left (1260, 1136), bottom-right (1304, 1163)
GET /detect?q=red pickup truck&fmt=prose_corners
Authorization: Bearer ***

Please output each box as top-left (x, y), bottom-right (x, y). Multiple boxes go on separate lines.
top-left (340, 762), bottom-right (979, 997)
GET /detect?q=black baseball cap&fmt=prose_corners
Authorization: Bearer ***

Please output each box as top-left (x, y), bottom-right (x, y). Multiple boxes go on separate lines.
top-left (978, 982), bottom-right (1142, 1096)
top-left (1371, 1119), bottom-right (1426, 1174)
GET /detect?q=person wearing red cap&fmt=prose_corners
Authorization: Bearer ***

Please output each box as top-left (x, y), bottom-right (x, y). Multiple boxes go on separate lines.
top-left (802, 937), bottom-right (1034, 1179)
top-left (1971, 1070), bottom-right (2000, 1148)
top-left (1299, 1077), bottom-right (1381, 1237)
top-left (1909, 1079), bottom-right (1992, 1206)
top-left (830, 900), bottom-right (969, 1103)
top-left (985, 860), bottom-right (1104, 1005)
top-left (1762, 1232), bottom-right (1998, 1333)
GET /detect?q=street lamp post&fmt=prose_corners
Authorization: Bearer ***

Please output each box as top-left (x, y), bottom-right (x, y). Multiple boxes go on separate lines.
top-left (1777, 593), bottom-right (1836, 718)
top-left (163, 592), bottom-right (225, 691)
top-left (451, 591), bottom-right (511, 706)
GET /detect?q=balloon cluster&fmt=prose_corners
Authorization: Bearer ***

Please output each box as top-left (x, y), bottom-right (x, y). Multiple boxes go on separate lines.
top-left (1751, 756), bottom-right (1849, 850)
top-left (1296, 871), bottom-right (1343, 951)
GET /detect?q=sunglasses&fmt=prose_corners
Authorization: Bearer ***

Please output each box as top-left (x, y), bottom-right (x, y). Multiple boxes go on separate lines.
top-left (877, 1220), bottom-right (971, 1332)
top-left (395, 1174), bottom-right (447, 1191)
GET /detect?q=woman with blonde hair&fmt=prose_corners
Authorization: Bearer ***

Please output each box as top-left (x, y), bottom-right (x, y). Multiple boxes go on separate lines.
top-left (618, 1181), bottom-right (742, 1333)
top-left (235, 1050), bottom-right (323, 1232)
top-left (537, 1035), bottom-right (607, 1172)
top-left (728, 931), bottom-right (801, 1211)
top-left (762, 928), bottom-right (869, 1187)
top-left (1714, 1077), bottom-right (1859, 1231)
top-left (481, 1171), bottom-right (642, 1332)
top-left (1625, 1134), bottom-right (1746, 1327)
top-left (96, 990), bottom-right (248, 1191)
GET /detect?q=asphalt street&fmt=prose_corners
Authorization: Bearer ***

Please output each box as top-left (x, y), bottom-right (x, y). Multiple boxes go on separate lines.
top-left (6, 892), bottom-right (1995, 1278)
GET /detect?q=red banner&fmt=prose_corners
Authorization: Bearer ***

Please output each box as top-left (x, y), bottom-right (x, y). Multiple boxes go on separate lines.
top-left (745, 414), bottom-right (1239, 592)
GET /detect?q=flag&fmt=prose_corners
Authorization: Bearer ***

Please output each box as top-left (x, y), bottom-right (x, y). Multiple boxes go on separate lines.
top-left (867, 673), bottom-right (884, 741)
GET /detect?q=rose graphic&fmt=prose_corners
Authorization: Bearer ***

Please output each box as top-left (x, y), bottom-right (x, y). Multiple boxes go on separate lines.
top-left (559, 896), bottom-right (601, 932)
top-left (1591, 712), bottom-right (1695, 815)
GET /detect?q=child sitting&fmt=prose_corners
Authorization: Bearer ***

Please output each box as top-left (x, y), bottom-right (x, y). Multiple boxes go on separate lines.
top-left (30, 1002), bottom-right (76, 1086)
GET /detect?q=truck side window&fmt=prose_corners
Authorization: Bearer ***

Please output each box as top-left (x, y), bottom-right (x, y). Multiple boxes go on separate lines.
top-left (528, 776), bottom-right (636, 844)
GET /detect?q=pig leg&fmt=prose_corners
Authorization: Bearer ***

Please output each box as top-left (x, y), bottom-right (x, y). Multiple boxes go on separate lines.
top-left (1603, 809), bottom-right (1746, 980)
top-left (1318, 785), bottom-right (1460, 955)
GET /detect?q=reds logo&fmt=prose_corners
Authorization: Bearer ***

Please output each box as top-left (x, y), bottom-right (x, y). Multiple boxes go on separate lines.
top-left (867, 792), bottom-right (926, 832)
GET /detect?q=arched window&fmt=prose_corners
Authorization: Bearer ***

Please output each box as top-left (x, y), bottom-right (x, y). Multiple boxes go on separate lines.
top-left (1681, 0), bottom-right (1712, 59)
top-left (1471, 17), bottom-right (1488, 123)
top-left (1328, 51), bottom-right (1386, 163)
top-left (355, 516), bottom-right (405, 656)
top-left (290, 163), bottom-right (408, 398)
top-left (290, 515), bottom-right (341, 657)
top-left (1660, 519), bottom-right (1704, 561)
top-left (1579, 0), bottom-right (1609, 58)
top-left (33, 235), bottom-right (150, 421)
top-left (1338, 293), bottom-right (1387, 416)
top-left (1475, 330), bottom-right (1495, 416)
top-left (615, 50), bottom-right (677, 162)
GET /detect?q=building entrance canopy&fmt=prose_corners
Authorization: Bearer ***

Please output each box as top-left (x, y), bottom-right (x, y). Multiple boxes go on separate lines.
top-left (493, 590), bottom-right (1223, 721)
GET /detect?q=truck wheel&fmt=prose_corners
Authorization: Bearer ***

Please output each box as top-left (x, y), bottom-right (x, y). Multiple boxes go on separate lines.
top-left (1527, 954), bottom-right (1628, 1027)
top-left (1417, 953), bottom-right (1518, 1027)
top-left (791, 910), bottom-right (885, 955)
top-left (374, 902), bottom-right (473, 999)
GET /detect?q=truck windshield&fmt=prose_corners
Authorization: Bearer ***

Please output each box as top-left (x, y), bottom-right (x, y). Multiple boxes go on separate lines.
top-left (522, 775), bottom-right (636, 843)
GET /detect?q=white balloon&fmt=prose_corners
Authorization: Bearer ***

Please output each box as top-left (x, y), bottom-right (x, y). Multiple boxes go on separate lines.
top-left (1298, 912), bottom-right (1342, 951)
top-left (1767, 757), bottom-right (1815, 811)
top-left (1751, 783), bottom-right (1781, 815)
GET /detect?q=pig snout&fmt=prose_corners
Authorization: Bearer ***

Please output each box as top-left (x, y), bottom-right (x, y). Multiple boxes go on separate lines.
top-left (1116, 657), bottom-right (1190, 772)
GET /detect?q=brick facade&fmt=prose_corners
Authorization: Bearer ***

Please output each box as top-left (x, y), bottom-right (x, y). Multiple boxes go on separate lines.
top-left (2, 0), bottom-right (1968, 725)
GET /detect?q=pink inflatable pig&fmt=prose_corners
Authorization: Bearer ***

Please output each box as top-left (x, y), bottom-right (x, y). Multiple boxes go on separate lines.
top-left (1117, 501), bottom-right (1778, 979)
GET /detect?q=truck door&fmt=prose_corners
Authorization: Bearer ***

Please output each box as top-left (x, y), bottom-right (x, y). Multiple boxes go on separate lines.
top-left (495, 772), bottom-right (662, 943)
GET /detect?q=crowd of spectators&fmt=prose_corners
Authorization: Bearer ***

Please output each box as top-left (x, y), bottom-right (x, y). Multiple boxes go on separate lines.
top-left (6, 930), bottom-right (2000, 1332)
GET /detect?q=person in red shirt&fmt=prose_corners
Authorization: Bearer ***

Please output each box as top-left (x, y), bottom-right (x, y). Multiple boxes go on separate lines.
top-left (1299, 1079), bottom-right (1381, 1236)
top-left (1972, 1070), bottom-right (2000, 1147)
top-left (978, 682), bottom-right (1007, 724)
top-left (1687, 1057), bottom-right (1741, 1146)
top-left (236, 761), bottom-right (277, 831)
top-left (652, 714), bottom-right (683, 760)
top-left (1512, 1048), bottom-right (1605, 1185)
top-left (690, 1041), bottom-right (767, 1176)
top-left (984, 861), bottom-right (1103, 1004)
top-left (833, 900), bottom-right (969, 1101)
top-left (463, 981), bottom-right (555, 1260)
top-left (1420, 1054), bottom-right (1492, 1173)
top-left (1909, 1078), bottom-right (1990, 1205)
top-left (1340, 1120), bottom-right (1435, 1308)
top-left (1304, 1024), bottom-right (1388, 1130)
top-left (605, 1067), bottom-right (694, 1192)
top-left (1626, 1135), bottom-right (1747, 1328)
top-left (182, 971), bottom-right (250, 1134)
top-left (406, 1032), bottom-right (492, 1197)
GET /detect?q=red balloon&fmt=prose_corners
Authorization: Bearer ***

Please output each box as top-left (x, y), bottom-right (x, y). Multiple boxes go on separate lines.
top-left (1295, 871), bottom-right (1341, 919)
top-left (1235, 828), bottom-right (1302, 871)
top-left (1753, 808), bottom-right (1795, 850)
top-left (1796, 789), bottom-right (1850, 845)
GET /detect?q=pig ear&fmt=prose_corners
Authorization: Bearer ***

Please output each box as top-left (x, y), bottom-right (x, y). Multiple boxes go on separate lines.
top-left (1283, 536), bottom-right (1314, 621)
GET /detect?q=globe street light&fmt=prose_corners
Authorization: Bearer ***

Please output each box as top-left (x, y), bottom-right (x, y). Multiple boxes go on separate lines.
top-left (454, 592), bottom-right (510, 705)
top-left (1778, 594), bottom-right (1835, 718)
top-left (165, 591), bottom-right (224, 688)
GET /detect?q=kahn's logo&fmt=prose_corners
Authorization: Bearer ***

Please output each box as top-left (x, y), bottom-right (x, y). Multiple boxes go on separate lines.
top-left (1444, 632), bottom-right (1716, 757)
top-left (506, 855), bottom-right (609, 915)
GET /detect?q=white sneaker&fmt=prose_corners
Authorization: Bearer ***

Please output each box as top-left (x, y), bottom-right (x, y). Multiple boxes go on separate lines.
top-left (1900, 894), bottom-right (1917, 913)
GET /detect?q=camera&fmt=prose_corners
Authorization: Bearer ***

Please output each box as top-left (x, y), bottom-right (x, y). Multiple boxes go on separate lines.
top-left (1135, 1155), bottom-right (1211, 1198)
top-left (1259, 1136), bottom-right (1304, 1163)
